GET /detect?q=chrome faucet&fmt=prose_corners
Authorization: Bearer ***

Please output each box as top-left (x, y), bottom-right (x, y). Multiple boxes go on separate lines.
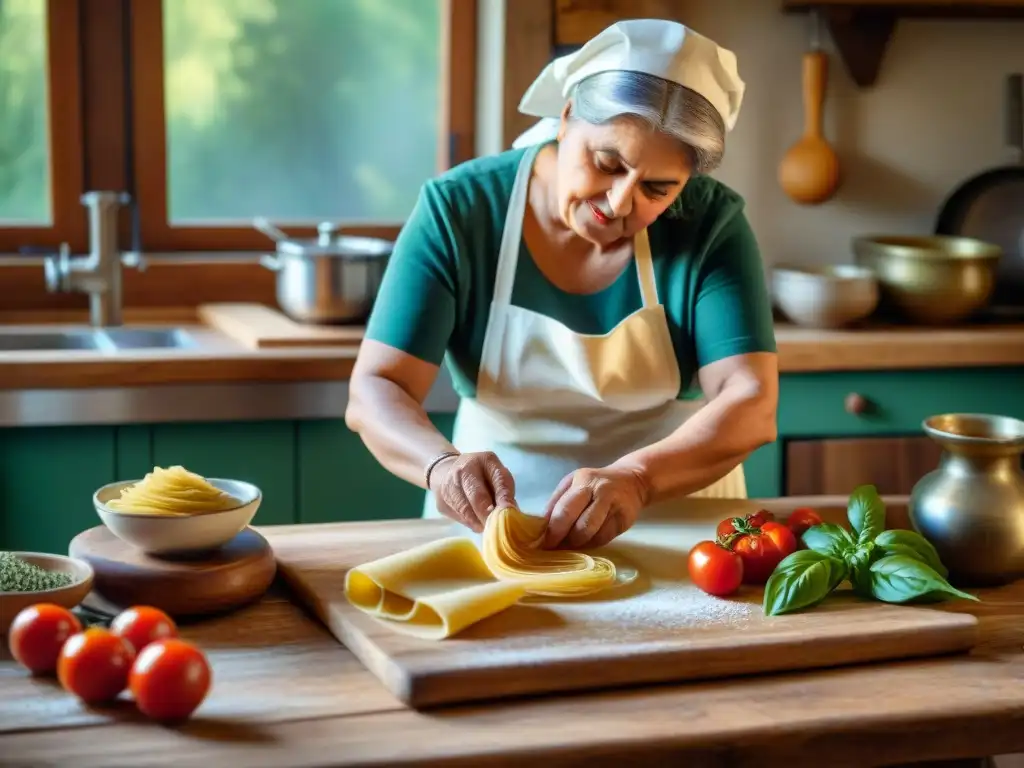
top-left (44, 191), bottom-right (139, 327)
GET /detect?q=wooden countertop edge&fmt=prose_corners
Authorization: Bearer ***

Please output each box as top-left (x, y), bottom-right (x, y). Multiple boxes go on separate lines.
top-left (5, 693), bottom-right (1020, 768)
top-left (0, 355), bottom-right (358, 389)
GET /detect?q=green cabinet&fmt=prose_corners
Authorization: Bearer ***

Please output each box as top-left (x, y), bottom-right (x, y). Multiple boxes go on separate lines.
top-left (778, 368), bottom-right (1024, 437)
top-left (2, 366), bottom-right (1023, 554)
top-left (297, 414), bottom-right (455, 524)
top-left (149, 421), bottom-right (296, 526)
top-left (744, 367), bottom-right (1024, 499)
top-left (1, 427), bottom-right (117, 554)
top-left (742, 442), bottom-right (781, 499)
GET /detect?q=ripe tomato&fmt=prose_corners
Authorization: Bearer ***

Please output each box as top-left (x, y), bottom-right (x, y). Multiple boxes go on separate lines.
top-left (129, 638), bottom-right (211, 721)
top-left (787, 507), bottom-right (824, 538)
top-left (729, 522), bottom-right (798, 585)
top-left (715, 509), bottom-right (776, 539)
top-left (57, 628), bottom-right (135, 704)
top-left (7, 603), bottom-right (82, 675)
top-left (110, 606), bottom-right (178, 654)
top-left (687, 540), bottom-right (744, 597)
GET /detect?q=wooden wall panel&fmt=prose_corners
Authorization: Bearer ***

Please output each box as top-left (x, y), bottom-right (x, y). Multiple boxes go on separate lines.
top-left (555, 0), bottom-right (695, 46)
top-left (502, 0), bottom-right (555, 148)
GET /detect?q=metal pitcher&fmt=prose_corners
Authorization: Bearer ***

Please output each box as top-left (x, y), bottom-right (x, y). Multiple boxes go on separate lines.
top-left (909, 413), bottom-right (1024, 587)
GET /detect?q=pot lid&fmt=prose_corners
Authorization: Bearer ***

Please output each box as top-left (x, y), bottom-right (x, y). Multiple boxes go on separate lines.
top-left (255, 218), bottom-right (394, 259)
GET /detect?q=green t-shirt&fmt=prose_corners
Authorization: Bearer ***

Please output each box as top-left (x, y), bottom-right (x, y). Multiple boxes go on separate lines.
top-left (364, 144), bottom-right (777, 400)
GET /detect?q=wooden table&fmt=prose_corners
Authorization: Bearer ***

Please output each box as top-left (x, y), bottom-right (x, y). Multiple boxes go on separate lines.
top-left (3, 497), bottom-right (1023, 768)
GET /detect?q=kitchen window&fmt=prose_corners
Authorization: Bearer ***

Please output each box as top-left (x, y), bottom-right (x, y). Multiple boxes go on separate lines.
top-left (0, 0), bottom-right (87, 253)
top-left (0, 0), bottom-right (476, 258)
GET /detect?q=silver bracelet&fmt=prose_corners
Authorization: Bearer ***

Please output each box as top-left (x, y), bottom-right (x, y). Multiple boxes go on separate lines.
top-left (424, 451), bottom-right (460, 489)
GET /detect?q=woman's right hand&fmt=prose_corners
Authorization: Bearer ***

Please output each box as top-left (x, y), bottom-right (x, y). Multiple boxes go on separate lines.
top-left (429, 451), bottom-right (517, 532)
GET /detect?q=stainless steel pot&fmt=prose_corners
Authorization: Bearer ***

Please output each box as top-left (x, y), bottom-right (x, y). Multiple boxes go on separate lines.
top-left (255, 217), bottom-right (393, 324)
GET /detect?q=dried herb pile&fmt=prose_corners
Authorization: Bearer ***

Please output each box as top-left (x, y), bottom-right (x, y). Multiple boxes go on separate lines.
top-left (0, 552), bottom-right (74, 592)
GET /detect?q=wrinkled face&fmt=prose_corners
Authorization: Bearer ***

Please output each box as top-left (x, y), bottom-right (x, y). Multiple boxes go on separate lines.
top-left (553, 106), bottom-right (693, 248)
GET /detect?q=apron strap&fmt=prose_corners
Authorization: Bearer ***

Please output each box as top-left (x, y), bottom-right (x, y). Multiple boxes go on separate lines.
top-left (634, 228), bottom-right (660, 307)
top-left (492, 148), bottom-right (537, 308)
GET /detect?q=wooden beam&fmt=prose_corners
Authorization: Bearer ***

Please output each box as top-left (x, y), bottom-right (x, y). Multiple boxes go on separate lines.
top-left (502, 0), bottom-right (555, 149)
top-left (782, 0), bottom-right (1024, 87)
top-left (782, 0), bottom-right (1024, 15)
top-left (822, 8), bottom-right (896, 87)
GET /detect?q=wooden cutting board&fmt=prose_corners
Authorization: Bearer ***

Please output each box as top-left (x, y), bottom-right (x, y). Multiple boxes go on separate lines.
top-left (69, 526), bottom-right (277, 618)
top-left (197, 303), bottom-right (365, 348)
top-left (264, 498), bottom-right (979, 709)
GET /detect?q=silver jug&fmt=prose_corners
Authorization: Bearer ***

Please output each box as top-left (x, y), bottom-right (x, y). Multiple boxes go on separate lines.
top-left (909, 413), bottom-right (1024, 587)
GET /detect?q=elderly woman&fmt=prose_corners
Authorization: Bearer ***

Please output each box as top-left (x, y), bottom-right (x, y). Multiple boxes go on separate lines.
top-left (345, 19), bottom-right (778, 551)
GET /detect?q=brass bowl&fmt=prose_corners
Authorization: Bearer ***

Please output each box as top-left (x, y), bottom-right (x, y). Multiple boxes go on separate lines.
top-left (852, 235), bottom-right (1002, 324)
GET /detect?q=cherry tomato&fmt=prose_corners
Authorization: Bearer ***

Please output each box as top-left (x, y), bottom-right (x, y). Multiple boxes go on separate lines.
top-left (687, 540), bottom-right (744, 597)
top-left (57, 628), bottom-right (135, 704)
top-left (729, 521), bottom-right (798, 585)
top-left (715, 509), bottom-right (776, 539)
top-left (129, 638), bottom-right (212, 721)
top-left (787, 507), bottom-right (824, 539)
top-left (7, 603), bottom-right (82, 675)
top-left (110, 606), bottom-right (178, 654)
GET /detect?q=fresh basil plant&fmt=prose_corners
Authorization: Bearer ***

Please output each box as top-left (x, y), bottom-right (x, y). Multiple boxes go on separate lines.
top-left (763, 484), bottom-right (979, 617)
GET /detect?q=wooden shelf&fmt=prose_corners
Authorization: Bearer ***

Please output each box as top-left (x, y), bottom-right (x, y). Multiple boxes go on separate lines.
top-left (782, 1), bottom-right (1024, 87)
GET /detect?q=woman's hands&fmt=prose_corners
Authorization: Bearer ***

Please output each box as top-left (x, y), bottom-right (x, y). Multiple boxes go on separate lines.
top-left (542, 466), bottom-right (649, 550)
top-left (429, 451), bottom-right (517, 533)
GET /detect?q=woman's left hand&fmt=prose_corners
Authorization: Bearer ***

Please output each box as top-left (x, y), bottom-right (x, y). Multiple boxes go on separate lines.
top-left (541, 466), bottom-right (649, 550)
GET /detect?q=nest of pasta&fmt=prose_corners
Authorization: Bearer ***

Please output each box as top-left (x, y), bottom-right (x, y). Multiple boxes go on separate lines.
top-left (105, 466), bottom-right (243, 517)
top-left (481, 506), bottom-right (633, 598)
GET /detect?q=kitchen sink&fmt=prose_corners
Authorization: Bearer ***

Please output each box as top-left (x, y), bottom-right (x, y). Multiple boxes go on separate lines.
top-left (0, 330), bottom-right (105, 352)
top-left (103, 328), bottom-right (196, 350)
top-left (0, 327), bottom-right (198, 353)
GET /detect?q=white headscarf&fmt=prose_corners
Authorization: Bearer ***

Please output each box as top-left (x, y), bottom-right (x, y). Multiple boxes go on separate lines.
top-left (512, 19), bottom-right (745, 149)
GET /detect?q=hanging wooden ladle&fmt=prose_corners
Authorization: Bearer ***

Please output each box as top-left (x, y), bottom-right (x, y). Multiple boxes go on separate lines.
top-left (779, 11), bottom-right (841, 205)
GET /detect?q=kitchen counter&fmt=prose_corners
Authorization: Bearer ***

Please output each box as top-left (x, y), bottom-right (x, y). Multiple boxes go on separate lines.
top-left (1, 496), bottom-right (1022, 768)
top-left (2, 307), bottom-right (1024, 392)
top-left (3, 306), bottom-right (1024, 428)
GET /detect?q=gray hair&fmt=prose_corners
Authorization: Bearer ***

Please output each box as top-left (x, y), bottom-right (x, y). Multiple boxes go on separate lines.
top-left (569, 70), bottom-right (727, 175)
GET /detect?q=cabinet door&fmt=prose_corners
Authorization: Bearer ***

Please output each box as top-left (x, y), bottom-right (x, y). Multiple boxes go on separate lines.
top-left (115, 425), bottom-right (153, 481)
top-left (786, 437), bottom-right (944, 496)
top-left (149, 421), bottom-right (297, 525)
top-left (0, 427), bottom-right (118, 553)
top-left (743, 442), bottom-right (782, 499)
top-left (779, 368), bottom-right (1024, 438)
top-left (297, 415), bottom-right (456, 524)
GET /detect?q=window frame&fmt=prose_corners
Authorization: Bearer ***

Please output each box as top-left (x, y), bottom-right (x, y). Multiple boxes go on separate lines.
top-left (0, 0), bottom-right (88, 254)
top-left (128, 0), bottom-right (477, 253)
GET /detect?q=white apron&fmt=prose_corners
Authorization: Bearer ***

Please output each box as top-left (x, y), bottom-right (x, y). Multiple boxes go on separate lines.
top-left (423, 147), bottom-right (746, 519)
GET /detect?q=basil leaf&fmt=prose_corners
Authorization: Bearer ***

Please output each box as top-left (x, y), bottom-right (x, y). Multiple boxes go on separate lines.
top-left (801, 523), bottom-right (856, 560)
top-left (774, 549), bottom-right (833, 571)
top-left (848, 484), bottom-right (886, 544)
top-left (763, 550), bottom-right (841, 616)
top-left (869, 555), bottom-right (979, 604)
top-left (874, 529), bottom-right (949, 579)
top-left (847, 542), bottom-right (879, 598)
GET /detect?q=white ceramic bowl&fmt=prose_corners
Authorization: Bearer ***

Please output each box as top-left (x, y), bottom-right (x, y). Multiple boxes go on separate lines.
top-left (771, 264), bottom-right (880, 329)
top-left (0, 552), bottom-right (94, 634)
top-left (93, 478), bottom-right (262, 556)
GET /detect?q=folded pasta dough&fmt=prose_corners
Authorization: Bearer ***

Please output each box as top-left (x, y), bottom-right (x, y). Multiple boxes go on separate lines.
top-left (481, 506), bottom-right (634, 597)
top-left (344, 537), bottom-right (527, 639)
